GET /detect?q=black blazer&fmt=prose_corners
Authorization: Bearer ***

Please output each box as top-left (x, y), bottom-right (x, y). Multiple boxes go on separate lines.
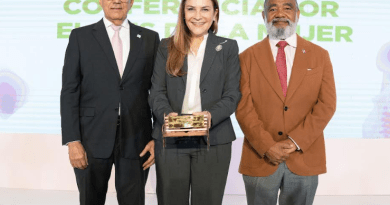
top-left (61, 19), bottom-right (160, 159)
top-left (149, 32), bottom-right (241, 145)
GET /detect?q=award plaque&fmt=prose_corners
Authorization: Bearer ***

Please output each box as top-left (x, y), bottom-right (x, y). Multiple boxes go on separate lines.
top-left (162, 113), bottom-right (211, 149)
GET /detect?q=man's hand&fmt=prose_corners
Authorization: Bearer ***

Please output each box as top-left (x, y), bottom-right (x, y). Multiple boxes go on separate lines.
top-left (68, 141), bottom-right (88, 170)
top-left (265, 141), bottom-right (294, 165)
top-left (282, 139), bottom-right (297, 154)
top-left (140, 140), bottom-right (155, 171)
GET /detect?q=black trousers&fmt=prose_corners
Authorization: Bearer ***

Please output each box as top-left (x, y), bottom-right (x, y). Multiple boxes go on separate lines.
top-left (74, 118), bottom-right (149, 205)
top-left (155, 137), bottom-right (232, 205)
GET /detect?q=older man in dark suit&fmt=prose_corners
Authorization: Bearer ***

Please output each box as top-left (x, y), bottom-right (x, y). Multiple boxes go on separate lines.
top-left (60, 0), bottom-right (160, 204)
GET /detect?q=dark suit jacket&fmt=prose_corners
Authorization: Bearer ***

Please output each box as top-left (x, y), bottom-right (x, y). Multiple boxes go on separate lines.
top-left (149, 32), bottom-right (241, 145)
top-left (236, 35), bottom-right (336, 176)
top-left (61, 19), bottom-right (160, 159)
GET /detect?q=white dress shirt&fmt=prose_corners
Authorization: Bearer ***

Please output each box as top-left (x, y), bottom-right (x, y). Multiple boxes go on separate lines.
top-left (269, 33), bottom-right (301, 150)
top-left (103, 17), bottom-right (131, 116)
top-left (269, 33), bottom-right (297, 85)
top-left (103, 17), bottom-right (130, 73)
top-left (181, 34), bottom-right (209, 114)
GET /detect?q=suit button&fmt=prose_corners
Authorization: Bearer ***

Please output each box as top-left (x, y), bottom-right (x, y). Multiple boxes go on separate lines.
top-left (278, 132), bottom-right (283, 136)
top-left (120, 86), bottom-right (124, 90)
top-left (202, 89), bottom-right (207, 93)
top-left (284, 106), bottom-right (288, 111)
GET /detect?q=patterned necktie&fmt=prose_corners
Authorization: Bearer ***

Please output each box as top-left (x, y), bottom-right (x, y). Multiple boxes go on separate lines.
top-left (276, 41), bottom-right (289, 97)
top-left (111, 25), bottom-right (123, 78)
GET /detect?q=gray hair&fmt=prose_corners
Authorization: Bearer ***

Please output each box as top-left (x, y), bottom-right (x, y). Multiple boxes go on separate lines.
top-left (263, 0), bottom-right (299, 14)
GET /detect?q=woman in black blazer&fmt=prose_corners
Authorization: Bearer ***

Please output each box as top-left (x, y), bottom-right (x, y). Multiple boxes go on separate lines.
top-left (149, 0), bottom-right (241, 204)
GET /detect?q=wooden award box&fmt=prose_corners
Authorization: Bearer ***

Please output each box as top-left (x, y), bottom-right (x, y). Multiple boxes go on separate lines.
top-left (162, 113), bottom-right (211, 149)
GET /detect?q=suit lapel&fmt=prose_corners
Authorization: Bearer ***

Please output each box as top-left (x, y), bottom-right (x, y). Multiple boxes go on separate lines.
top-left (92, 19), bottom-right (121, 80)
top-left (254, 37), bottom-right (285, 101)
top-left (200, 32), bottom-right (218, 84)
top-left (121, 22), bottom-right (143, 82)
top-left (181, 32), bottom-right (218, 85)
top-left (181, 56), bottom-right (188, 84)
top-left (179, 56), bottom-right (188, 112)
top-left (286, 35), bottom-right (311, 102)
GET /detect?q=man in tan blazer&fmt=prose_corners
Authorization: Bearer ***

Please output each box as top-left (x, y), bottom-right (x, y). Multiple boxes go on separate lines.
top-left (236, 0), bottom-right (336, 204)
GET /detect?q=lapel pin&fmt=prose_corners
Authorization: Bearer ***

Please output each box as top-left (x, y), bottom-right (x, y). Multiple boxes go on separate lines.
top-left (216, 45), bottom-right (222, 52)
top-left (137, 34), bottom-right (141, 38)
top-left (302, 49), bottom-right (306, 54)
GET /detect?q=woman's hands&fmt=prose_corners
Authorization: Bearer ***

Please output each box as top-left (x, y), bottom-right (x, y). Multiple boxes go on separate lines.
top-left (193, 111), bottom-right (212, 128)
top-left (167, 112), bottom-right (178, 117)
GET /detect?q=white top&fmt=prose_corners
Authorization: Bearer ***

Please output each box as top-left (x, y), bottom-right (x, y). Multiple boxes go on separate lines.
top-left (269, 33), bottom-right (297, 86)
top-left (269, 33), bottom-right (300, 150)
top-left (103, 17), bottom-right (130, 72)
top-left (181, 34), bottom-right (209, 114)
top-left (103, 17), bottom-right (130, 116)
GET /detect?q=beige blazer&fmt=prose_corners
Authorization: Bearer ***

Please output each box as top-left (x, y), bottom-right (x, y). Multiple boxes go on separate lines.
top-left (236, 35), bottom-right (336, 176)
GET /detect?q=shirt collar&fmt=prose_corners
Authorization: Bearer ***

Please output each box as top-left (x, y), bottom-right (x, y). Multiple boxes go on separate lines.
top-left (269, 33), bottom-right (297, 48)
top-left (202, 33), bottom-right (209, 46)
top-left (199, 33), bottom-right (209, 53)
top-left (103, 17), bottom-right (130, 29)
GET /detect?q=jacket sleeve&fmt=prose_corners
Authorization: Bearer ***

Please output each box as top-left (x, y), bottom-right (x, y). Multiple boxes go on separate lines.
top-left (148, 40), bottom-right (174, 125)
top-left (287, 50), bottom-right (336, 152)
top-left (60, 29), bottom-right (81, 145)
top-left (235, 51), bottom-right (277, 156)
top-left (153, 33), bottom-right (161, 69)
top-left (147, 32), bottom-right (161, 90)
top-left (208, 40), bottom-right (242, 128)
top-left (145, 32), bottom-right (160, 143)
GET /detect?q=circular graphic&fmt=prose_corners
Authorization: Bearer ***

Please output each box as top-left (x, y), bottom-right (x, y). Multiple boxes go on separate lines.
top-left (387, 49), bottom-right (390, 63)
top-left (0, 70), bottom-right (28, 119)
top-left (377, 42), bottom-right (390, 72)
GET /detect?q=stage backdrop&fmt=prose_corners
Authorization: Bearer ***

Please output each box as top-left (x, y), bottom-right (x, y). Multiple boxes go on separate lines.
top-left (1, 0), bottom-right (390, 197)
top-left (1, 0), bottom-right (390, 139)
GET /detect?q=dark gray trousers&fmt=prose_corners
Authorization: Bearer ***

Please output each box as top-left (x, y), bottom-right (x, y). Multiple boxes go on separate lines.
top-left (155, 137), bottom-right (232, 205)
top-left (74, 119), bottom-right (149, 205)
top-left (243, 162), bottom-right (318, 205)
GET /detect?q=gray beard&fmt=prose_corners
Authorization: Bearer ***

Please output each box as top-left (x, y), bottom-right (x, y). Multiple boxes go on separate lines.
top-left (265, 15), bottom-right (298, 40)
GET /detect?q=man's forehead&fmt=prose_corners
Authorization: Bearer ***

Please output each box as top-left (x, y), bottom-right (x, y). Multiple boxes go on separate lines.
top-left (267, 0), bottom-right (296, 6)
top-left (101, 0), bottom-right (133, 2)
